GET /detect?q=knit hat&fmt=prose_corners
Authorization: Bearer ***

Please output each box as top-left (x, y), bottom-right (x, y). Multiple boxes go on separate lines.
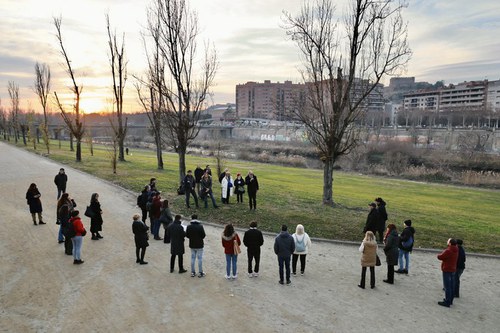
top-left (404, 219), bottom-right (412, 227)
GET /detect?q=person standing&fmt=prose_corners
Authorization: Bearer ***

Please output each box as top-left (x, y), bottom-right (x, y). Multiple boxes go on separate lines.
top-left (89, 193), bottom-right (104, 240)
top-left (358, 231), bottom-right (378, 289)
top-left (221, 172), bottom-right (233, 204)
top-left (455, 239), bottom-right (466, 298)
top-left (274, 224), bottom-right (295, 285)
top-left (396, 220), bottom-right (415, 274)
top-left (69, 210), bottom-right (86, 264)
top-left (54, 168), bottom-right (68, 199)
top-left (183, 170), bottom-right (199, 208)
top-left (26, 183), bottom-right (45, 225)
top-left (437, 238), bottom-right (459, 307)
top-left (375, 197), bottom-right (388, 243)
top-left (166, 215), bottom-right (187, 274)
top-left (132, 214), bottom-right (149, 265)
top-left (221, 224), bottom-right (241, 279)
top-left (159, 200), bottom-right (173, 243)
top-left (150, 192), bottom-right (162, 240)
top-left (194, 165), bottom-right (204, 194)
top-left (57, 193), bottom-right (76, 252)
top-left (185, 214), bottom-right (206, 278)
top-left (137, 185), bottom-right (151, 223)
top-left (200, 171), bottom-right (218, 209)
top-left (292, 224), bottom-right (312, 276)
top-left (243, 221), bottom-right (264, 278)
top-left (234, 173), bottom-right (245, 203)
top-left (149, 178), bottom-right (157, 192)
top-left (363, 203), bottom-right (379, 235)
top-left (245, 171), bottom-right (259, 210)
top-left (383, 224), bottom-right (399, 284)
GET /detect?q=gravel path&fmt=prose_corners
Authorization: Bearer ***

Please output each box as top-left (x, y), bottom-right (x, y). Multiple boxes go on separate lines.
top-left (1, 141), bottom-right (499, 333)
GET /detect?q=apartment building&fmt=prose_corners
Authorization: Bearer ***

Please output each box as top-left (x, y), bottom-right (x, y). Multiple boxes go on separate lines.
top-left (487, 80), bottom-right (500, 112)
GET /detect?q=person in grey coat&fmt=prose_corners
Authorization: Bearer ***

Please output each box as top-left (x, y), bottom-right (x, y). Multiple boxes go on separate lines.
top-left (383, 223), bottom-right (399, 284)
top-left (166, 215), bottom-right (187, 274)
top-left (274, 224), bottom-right (295, 285)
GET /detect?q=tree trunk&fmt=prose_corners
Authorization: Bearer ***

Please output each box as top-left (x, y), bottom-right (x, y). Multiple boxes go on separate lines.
top-left (155, 135), bottom-right (163, 170)
top-left (118, 135), bottom-right (125, 162)
top-left (322, 158), bottom-right (335, 205)
top-left (70, 132), bottom-right (74, 151)
top-left (178, 145), bottom-right (186, 185)
top-left (76, 139), bottom-right (81, 162)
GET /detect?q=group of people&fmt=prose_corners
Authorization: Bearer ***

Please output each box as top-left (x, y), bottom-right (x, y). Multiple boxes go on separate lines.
top-left (25, 168), bottom-right (106, 265)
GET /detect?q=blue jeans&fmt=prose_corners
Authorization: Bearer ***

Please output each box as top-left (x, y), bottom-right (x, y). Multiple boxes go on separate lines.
top-left (442, 271), bottom-right (455, 305)
top-left (152, 219), bottom-right (161, 238)
top-left (191, 248), bottom-right (204, 273)
top-left (203, 191), bottom-right (218, 208)
top-left (278, 255), bottom-right (291, 282)
top-left (225, 254), bottom-right (238, 277)
top-left (58, 225), bottom-right (64, 242)
top-left (398, 249), bottom-right (410, 271)
top-left (72, 236), bottom-right (83, 260)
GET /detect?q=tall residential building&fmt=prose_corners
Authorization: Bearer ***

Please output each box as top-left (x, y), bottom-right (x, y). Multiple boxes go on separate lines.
top-left (487, 80), bottom-right (500, 112)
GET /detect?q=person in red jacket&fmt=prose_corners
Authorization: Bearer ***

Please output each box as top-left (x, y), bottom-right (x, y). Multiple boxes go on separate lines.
top-left (437, 238), bottom-right (458, 307)
top-left (221, 224), bottom-right (241, 279)
top-left (69, 210), bottom-right (87, 265)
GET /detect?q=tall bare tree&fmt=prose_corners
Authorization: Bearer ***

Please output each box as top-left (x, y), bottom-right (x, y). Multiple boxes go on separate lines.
top-left (283, 0), bottom-right (411, 205)
top-left (106, 14), bottom-right (128, 162)
top-left (7, 81), bottom-right (20, 144)
top-left (147, 0), bottom-right (218, 183)
top-left (53, 16), bottom-right (85, 162)
top-left (33, 62), bottom-right (51, 154)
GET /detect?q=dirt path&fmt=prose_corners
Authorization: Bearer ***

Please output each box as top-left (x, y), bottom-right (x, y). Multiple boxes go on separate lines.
top-left (1, 141), bottom-right (499, 333)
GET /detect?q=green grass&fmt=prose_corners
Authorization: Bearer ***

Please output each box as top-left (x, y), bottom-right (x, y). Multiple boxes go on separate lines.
top-left (13, 140), bottom-right (500, 254)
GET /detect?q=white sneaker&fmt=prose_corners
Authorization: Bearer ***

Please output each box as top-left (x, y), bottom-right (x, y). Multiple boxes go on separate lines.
top-left (232, 274), bottom-right (238, 279)
top-left (253, 272), bottom-right (259, 277)
top-left (225, 275), bottom-right (231, 280)
top-left (248, 273), bottom-right (254, 278)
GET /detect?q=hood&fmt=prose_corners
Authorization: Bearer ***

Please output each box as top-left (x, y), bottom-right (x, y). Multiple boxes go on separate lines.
top-left (222, 232), bottom-right (236, 241)
top-left (408, 226), bottom-right (416, 235)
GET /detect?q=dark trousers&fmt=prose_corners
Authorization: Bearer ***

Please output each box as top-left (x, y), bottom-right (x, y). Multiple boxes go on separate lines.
top-left (455, 268), bottom-right (464, 297)
top-left (292, 254), bottom-right (307, 273)
top-left (248, 191), bottom-right (257, 209)
top-left (185, 189), bottom-right (199, 208)
top-left (360, 266), bottom-right (375, 288)
top-left (247, 247), bottom-right (261, 273)
top-left (236, 192), bottom-right (244, 203)
top-left (376, 228), bottom-right (385, 243)
top-left (141, 208), bottom-right (148, 223)
top-left (170, 254), bottom-right (184, 271)
top-left (163, 227), bottom-right (170, 243)
top-left (64, 236), bottom-right (73, 255)
top-left (387, 264), bottom-right (395, 283)
top-left (136, 247), bottom-right (146, 262)
top-left (57, 187), bottom-right (66, 200)
top-left (443, 271), bottom-right (455, 305)
top-left (278, 255), bottom-right (291, 282)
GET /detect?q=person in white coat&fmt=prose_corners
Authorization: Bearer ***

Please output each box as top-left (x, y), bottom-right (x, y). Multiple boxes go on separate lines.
top-left (292, 224), bottom-right (312, 275)
top-left (221, 172), bottom-right (234, 204)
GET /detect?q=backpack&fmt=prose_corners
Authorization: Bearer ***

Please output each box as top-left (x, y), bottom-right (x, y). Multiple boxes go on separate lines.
top-left (402, 236), bottom-right (413, 248)
top-left (295, 236), bottom-right (306, 252)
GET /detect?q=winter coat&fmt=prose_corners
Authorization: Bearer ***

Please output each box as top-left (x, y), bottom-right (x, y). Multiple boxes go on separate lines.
top-left (137, 191), bottom-right (149, 210)
top-left (383, 229), bottom-right (399, 265)
top-left (186, 220), bottom-right (206, 249)
top-left (26, 189), bottom-right (43, 213)
top-left (398, 226), bottom-right (416, 251)
top-left (70, 216), bottom-right (86, 237)
top-left (159, 207), bottom-right (173, 228)
top-left (222, 233), bottom-right (241, 255)
top-left (363, 209), bottom-right (379, 234)
top-left (457, 246), bottom-right (466, 270)
top-left (359, 240), bottom-right (378, 267)
top-left (292, 233), bottom-right (312, 255)
top-left (132, 220), bottom-right (149, 248)
top-left (194, 167), bottom-right (204, 183)
top-left (245, 174), bottom-right (259, 193)
top-left (221, 176), bottom-right (234, 199)
top-left (274, 231), bottom-right (295, 257)
top-left (89, 200), bottom-right (103, 233)
top-left (243, 228), bottom-right (264, 250)
top-left (200, 176), bottom-right (213, 198)
top-left (54, 173), bottom-right (67, 190)
top-left (183, 174), bottom-right (196, 191)
top-left (437, 245), bottom-right (458, 272)
top-left (377, 202), bottom-right (388, 225)
top-left (234, 177), bottom-right (245, 193)
top-left (150, 197), bottom-right (162, 219)
top-left (167, 221), bottom-right (185, 255)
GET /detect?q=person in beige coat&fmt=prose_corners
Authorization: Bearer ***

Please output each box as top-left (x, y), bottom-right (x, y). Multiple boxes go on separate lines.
top-left (292, 224), bottom-right (312, 276)
top-left (358, 231), bottom-right (378, 289)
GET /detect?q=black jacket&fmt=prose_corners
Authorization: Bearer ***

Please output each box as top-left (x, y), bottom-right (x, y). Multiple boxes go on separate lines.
top-left (132, 220), bottom-right (149, 248)
top-left (167, 221), bottom-right (185, 255)
top-left (243, 228), bottom-right (264, 249)
top-left (398, 226), bottom-right (416, 251)
top-left (183, 174), bottom-right (196, 191)
top-left (457, 246), bottom-right (466, 270)
top-left (363, 209), bottom-right (380, 234)
top-left (274, 231), bottom-right (295, 257)
top-left (194, 167), bottom-right (204, 183)
top-left (54, 173), bottom-right (68, 190)
top-left (186, 220), bottom-right (206, 248)
top-left (245, 175), bottom-right (259, 193)
top-left (384, 229), bottom-right (399, 265)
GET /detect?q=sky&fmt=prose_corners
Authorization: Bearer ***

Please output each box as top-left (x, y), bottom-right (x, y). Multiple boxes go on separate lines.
top-left (1, 0), bottom-right (500, 114)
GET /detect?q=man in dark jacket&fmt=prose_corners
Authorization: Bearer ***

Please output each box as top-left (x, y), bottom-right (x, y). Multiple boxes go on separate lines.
top-left (185, 214), bottom-right (206, 277)
top-left (455, 239), bottom-right (466, 298)
top-left (183, 170), bottom-right (199, 208)
top-left (396, 219), bottom-right (416, 274)
top-left (194, 165), bottom-right (204, 193)
top-left (437, 238), bottom-right (459, 307)
top-left (54, 168), bottom-right (68, 199)
top-left (274, 224), bottom-right (295, 285)
top-left (166, 215), bottom-right (187, 274)
top-left (245, 171), bottom-right (259, 210)
top-left (363, 203), bottom-right (380, 235)
top-left (243, 221), bottom-right (264, 277)
top-left (375, 197), bottom-right (388, 243)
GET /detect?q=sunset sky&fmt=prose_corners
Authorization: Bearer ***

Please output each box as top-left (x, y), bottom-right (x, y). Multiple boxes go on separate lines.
top-left (1, 0), bottom-right (500, 114)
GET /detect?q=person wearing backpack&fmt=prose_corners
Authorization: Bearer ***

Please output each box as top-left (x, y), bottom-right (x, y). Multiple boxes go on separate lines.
top-left (292, 224), bottom-right (312, 276)
top-left (396, 219), bottom-right (416, 274)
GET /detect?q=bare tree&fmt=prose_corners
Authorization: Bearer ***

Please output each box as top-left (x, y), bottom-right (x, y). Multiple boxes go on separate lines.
top-left (53, 16), bottom-right (85, 162)
top-left (282, 0), bottom-right (411, 205)
top-left (33, 62), bottom-right (51, 154)
top-left (106, 14), bottom-right (128, 162)
top-left (147, 0), bottom-right (218, 183)
top-left (7, 81), bottom-right (20, 144)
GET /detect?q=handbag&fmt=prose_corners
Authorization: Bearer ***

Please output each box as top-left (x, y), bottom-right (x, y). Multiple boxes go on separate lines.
top-left (84, 205), bottom-right (95, 218)
top-left (233, 239), bottom-right (241, 255)
top-left (376, 254), bottom-right (381, 266)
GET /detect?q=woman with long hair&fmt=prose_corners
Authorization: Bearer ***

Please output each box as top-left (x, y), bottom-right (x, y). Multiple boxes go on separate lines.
top-left (358, 231), bottom-right (378, 289)
top-left (89, 193), bottom-right (103, 240)
top-left (292, 224), bottom-right (312, 276)
top-left (26, 183), bottom-right (45, 225)
top-left (221, 223), bottom-right (241, 279)
top-left (57, 193), bottom-right (76, 254)
top-left (383, 224), bottom-right (399, 284)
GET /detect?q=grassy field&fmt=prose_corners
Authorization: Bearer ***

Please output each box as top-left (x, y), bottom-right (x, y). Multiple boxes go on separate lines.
top-left (10, 140), bottom-right (500, 255)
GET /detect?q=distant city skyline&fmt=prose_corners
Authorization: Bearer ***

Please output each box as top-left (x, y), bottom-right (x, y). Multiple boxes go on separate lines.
top-left (1, 0), bottom-right (499, 113)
